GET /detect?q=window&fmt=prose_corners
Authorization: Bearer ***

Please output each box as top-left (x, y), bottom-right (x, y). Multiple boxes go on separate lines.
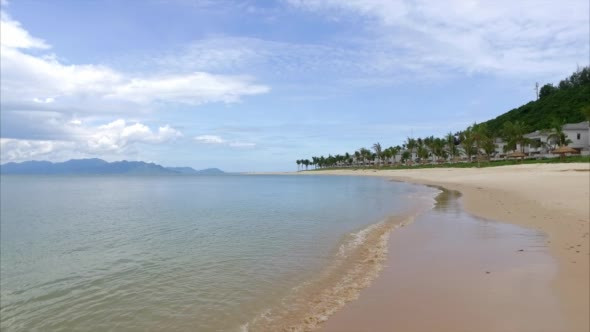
top-left (577, 133), bottom-right (581, 140)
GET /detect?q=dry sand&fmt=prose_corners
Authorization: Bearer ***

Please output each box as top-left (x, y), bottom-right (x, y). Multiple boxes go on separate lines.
top-left (294, 163), bottom-right (589, 331)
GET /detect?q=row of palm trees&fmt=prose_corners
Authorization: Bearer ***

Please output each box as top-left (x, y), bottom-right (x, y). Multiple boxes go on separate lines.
top-left (297, 119), bottom-right (576, 170)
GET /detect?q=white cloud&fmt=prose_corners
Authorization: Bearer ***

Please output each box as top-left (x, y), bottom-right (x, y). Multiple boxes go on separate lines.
top-left (107, 72), bottom-right (268, 104)
top-left (0, 138), bottom-right (75, 162)
top-left (0, 119), bottom-right (183, 162)
top-left (33, 97), bottom-right (55, 104)
top-left (0, 12), bottom-right (270, 116)
top-left (228, 141), bottom-right (256, 148)
top-left (0, 12), bottom-right (49, 49)
top-left (194, 134), bottom-right (256, 148)
top-left (86, 119), bottom-right (182, 153)
top-left (194, 135), bottom-right (226, 144)
top-left (286, 0), bottom-right (589, 79)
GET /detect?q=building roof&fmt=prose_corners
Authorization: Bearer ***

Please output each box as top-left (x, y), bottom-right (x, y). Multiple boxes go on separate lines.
top-left (563, 121), bottom-right (589, 130)
top-left (524, 130), bottom-right (548, 139)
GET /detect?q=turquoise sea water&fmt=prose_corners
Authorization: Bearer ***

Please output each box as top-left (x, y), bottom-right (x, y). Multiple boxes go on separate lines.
top-left (0, 175), bottom-right (435, 331)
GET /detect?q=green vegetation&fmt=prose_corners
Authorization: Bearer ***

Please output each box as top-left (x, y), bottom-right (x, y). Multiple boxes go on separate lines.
top-left (297, 67), bottom-right (590, 170)
top-left (483, 67), bottom-right (590, 135)
top-left (309, 155), bottom-right (590, 171)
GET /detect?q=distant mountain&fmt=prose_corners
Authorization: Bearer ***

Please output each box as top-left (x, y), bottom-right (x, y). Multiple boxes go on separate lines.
top-left (0, 159), bottom-right (224, 175)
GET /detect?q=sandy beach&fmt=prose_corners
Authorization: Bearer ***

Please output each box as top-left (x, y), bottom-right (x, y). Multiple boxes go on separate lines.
top-left (295, 163), bottom-right (589, 331)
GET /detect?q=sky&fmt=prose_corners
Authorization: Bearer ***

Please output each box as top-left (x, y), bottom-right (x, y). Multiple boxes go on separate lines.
top-left (1, 0), bottom-right (588, 171)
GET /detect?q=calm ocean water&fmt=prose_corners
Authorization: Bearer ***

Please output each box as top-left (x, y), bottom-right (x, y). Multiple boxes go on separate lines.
top-left (0, 175), bottom-right (435, 331)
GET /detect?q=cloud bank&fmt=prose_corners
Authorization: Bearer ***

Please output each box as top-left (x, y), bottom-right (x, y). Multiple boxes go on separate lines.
top-left (1, 119), bottom-right (182, 162)
top-left (0, 10), bottom-right (267, 162)
top-left (0, 12), bottom-right (269, 115)
top-left (286, 0), bottom-right (588, 79)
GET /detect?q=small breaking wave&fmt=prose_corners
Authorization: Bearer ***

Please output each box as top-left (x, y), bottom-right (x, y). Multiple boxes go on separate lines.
top-left (240, 212), bottom-right (421, 332)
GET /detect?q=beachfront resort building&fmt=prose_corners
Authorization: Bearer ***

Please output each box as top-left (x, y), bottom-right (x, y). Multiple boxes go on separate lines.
top-left (564, 121), bottom-right (590, 152)
top-left (491, 121), bottom-right (590, 158)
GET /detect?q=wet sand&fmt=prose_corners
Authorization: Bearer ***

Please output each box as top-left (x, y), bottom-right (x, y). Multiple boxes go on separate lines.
top-left (243, 188), bottom-right (438, 332)
top-left (322, 189), bottom-right (566, 332)
top-left (294, 163), bottom-right (589, 331)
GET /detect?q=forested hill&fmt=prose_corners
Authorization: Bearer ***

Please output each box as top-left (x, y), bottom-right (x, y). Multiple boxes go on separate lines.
top-left (482, 67), bottom-right (590, 134)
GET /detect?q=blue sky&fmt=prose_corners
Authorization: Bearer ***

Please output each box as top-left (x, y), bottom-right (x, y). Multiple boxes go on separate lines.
top-left (1, 0), bottom-right (588, 171)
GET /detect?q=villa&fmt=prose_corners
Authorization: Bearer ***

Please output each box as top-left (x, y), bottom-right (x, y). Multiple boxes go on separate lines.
top-left (500, 121), bottom-right (590, 157)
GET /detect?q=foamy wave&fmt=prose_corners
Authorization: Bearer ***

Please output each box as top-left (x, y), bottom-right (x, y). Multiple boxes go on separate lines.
top-left (241, 213), bottom-right (420, 332)
top-left (336, 222), bottom-right (383, 258)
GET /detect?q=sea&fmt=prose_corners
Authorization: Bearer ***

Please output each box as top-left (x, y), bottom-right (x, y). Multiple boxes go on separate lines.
top-left (0, 174), bottom-right (437, 331)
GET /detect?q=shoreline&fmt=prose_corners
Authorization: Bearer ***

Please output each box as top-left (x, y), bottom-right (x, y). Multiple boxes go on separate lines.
top-left (242, 184), bottom-right (439, 331)
top-left (289, 163), bottom-right (589, 331)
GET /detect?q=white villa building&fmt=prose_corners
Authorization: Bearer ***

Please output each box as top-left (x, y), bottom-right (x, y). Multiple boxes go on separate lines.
top-left (496, 121), bottom-right (590, 157)
top-left (564, 121), bottom-right (590, 153)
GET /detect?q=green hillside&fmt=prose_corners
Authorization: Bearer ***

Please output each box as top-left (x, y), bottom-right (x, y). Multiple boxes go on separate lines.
top-left (483, 67), bottom-right (590, 134)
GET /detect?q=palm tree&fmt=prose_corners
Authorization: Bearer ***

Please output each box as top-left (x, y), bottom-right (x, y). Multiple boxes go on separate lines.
top-left (372, 143), bottom-right (383, 167)
top-left (344, 152), bottom-right (351, 167)
top-left (471, 123), bottom-right (491, 167)
top-left (460, 128), bottom-right (475, 162)
top-left (354, 150), bottom-right (361, 167)
top-left (546, 120), bottom-right (573, 148)
top-left (424, 136), bottom-right (435, 162)
top-left (445, 132), bottom-right (459, 162)
top-left (430, 137), bottom-right (446, 162)
top-left (381, 148), bottom-right (390, 166)
top-left (502, 121), bottom-right (530, 153)
top-left (483, 139), bottom-right (497, 159)
top-left (359, 147), bottom-right (371, 166)
top-left (296, 159), bottom-right (301, 171)
top-left (401, 151), bottom-right (411, 163)
top-left (416, 144), bottom-right (429, 163)
top-left (312, 156), bottom-right (319, 169)
top-left (392, 145), bottom-right (401, 164)
top-left (383, 147), bottom-right (393, 166)
top-left (405, 138), bottom-right (417, 163)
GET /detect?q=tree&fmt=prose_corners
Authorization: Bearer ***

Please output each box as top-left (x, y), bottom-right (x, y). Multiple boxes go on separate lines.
top-left (416, 144), bottom-right (429, 163)
top-left (359, 147), bottom-right (371, 166)
top-left (471, 123), bottom-right (491, 167)
top-left (539, 84), bottom-right (557, 98)
top-left (482, 139), bottom-right (497, 159)
top-left (481, 66), bottom-right (589, 135)
top-left (502, 121), bottom-right (530, 153)
top-left (445, 132), bottom-right (459, 161)
top-left (430, 137), bottom-right (446, 161)
top-left (296, 159), bottom-right (301, 171)
top-left (382, 147), bottom-right (393, 166)
top-left (372, 143), bottom-right (383, 167)
top-left (405, 138), bottom-right (417, 161)
top-left (401, 151), bottom-right (411, 163)
top-left (546, 120), bottom-right (573, 147)
top-left (311, 156), bottom-right (318, 169)
top-left (460, 128), bottom-right (476, 162)
top-left (393, 146), bottom-right (402, 163)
